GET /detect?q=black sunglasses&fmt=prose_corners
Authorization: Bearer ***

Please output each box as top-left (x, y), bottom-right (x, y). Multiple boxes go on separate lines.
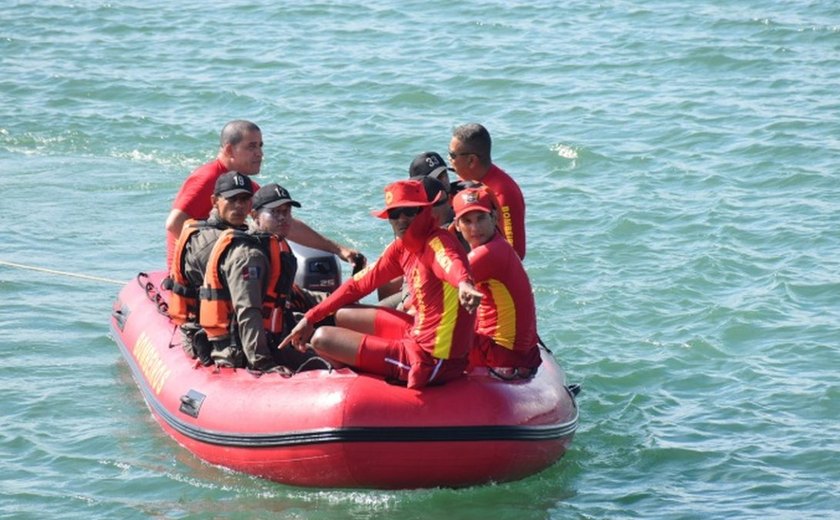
top-left (387, 206), bottom-right (420, 220)
top-left (448, 150), bottom-right (476, 159)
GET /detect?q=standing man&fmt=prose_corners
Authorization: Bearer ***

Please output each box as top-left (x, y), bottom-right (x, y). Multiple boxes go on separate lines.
top-left (165, 120), bottom-right (365, 271)
top-left (448, 123), bottom-right (527, 259)
top-left (166, 120), bottom-right (263, 269)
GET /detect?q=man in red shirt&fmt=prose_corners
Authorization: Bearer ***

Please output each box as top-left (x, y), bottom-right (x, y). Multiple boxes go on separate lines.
top-left (448, 123), bottom-right (527, 259)
top-left (165, 120), bottom-right (263, 269)
top-left (165, 120), bottom-right (365, 270)
top-left (453, 186), bottom-right (541, 378)
top-left (280, 180), bottom-right (483, 389)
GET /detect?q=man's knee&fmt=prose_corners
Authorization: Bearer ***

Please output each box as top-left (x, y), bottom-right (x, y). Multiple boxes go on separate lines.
top-left (311, 326), bottom-right (347, 358)
top-left (310, 327), bottom-right (330, 349)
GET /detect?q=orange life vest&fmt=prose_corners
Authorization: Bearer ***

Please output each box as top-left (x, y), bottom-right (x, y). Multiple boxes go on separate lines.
top-left (198, 230), bottom-right (296, 343)
top-left (167, 219), bottom-right (223, 325)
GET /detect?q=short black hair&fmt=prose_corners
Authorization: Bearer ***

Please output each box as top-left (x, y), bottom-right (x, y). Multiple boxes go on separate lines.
top-left (220, 120), bottom-right (261, 147)
top-left (452, 123), bottom-right (492, 166)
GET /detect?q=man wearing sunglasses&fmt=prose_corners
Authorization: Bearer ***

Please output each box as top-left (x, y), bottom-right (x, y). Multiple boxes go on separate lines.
top-left (449, 123), bottom-right (527, 260)
top-left (377, 175), bottom-right (454, 308)
top-left (280, 180), bottom-right (483, 389)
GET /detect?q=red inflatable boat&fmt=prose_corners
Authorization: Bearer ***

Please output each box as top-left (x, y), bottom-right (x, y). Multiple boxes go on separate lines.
top-left (110, 270), bottom-right (579, 489)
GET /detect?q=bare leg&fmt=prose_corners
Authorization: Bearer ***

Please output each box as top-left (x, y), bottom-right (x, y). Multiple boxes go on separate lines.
top-left (336, 306), bottom-right (413, 339)
top-left (310, 326), bottom-right (365, 367)
top-left (335, 307), bottom-right (379, 334)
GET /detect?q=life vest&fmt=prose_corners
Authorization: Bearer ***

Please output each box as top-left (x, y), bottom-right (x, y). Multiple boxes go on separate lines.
top-left (168, 219), bottom-right (226, 325)
top-left (199, 229), bottom-right (297, 343)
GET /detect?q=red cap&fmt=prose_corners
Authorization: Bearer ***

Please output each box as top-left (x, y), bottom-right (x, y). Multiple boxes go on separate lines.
top-left (453, 186), bottom-right (498, 219)
top-left (372, 180), bottom-right (435, 219)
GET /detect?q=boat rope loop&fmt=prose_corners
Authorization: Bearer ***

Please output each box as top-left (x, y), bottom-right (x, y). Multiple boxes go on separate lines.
top-left (295, 355), bottom-right (334, 374)
top-left (137, 272), bottom-right (169, 317)
top-left (247, 355), bottom-right (334, 379)
top-left (489, 366), bottom-right (537, 381)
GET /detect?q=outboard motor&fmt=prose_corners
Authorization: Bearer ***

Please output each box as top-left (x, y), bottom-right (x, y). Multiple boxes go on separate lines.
top-left (288, 241), bottom-right (341, 293)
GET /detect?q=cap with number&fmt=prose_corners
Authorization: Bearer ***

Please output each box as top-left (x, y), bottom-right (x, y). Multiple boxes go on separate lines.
top-left (214, 172), bottom-right (254, 198)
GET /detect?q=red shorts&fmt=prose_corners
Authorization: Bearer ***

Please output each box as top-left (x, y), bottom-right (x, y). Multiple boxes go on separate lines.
top-left (358, 309), bottom-right (466, 389)
top-left (372, 307), bottom-right (413, 338)
top-left (468, 334), bottom-right (542, 371)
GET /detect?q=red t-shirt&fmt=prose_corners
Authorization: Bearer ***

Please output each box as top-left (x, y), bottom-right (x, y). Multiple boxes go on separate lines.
top-left (165, 159), bottom-right (258, 269)
top-left (468, 232), bottom-right (540, 369)
top-left (482, 163), bottom-right (526, 259)
top-left (173, 159), bottom-right (229, 218)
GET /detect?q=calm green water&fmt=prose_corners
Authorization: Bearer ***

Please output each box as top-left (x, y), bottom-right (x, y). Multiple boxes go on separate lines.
top-left (2, 1), bottom-right (839, 518)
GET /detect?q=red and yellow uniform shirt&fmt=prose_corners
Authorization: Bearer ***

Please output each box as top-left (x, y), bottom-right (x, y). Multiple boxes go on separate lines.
top-left (305, 227), bottom-right (475, 363)
top-left (468, 232), bottom-right (540, 369)
top-left (482, 163), bottom-right (526, 260)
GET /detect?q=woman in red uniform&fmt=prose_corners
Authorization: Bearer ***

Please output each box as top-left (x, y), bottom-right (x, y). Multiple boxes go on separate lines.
top-left (280, 180), bottom-right (483, 389)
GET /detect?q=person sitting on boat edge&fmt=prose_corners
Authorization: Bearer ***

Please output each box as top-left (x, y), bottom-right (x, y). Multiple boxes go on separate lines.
top-left (449, 123), bottom-right (527, 259)
top-left (165, 119), bottom-right (366, 272)
top-left (452, 186), bottom-right (541, 379)
top-left (169, 171), bottom-right (255, 364)
top-left (280, 179), bottom-right (483, 389)
top-left (446, 178), bottom-right (502, 252)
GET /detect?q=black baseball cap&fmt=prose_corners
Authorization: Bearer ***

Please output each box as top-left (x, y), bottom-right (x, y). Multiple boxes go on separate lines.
top-left (408, 151), bottom-right (453, 179)
top-left (253, 183), bottom-right (302, 211)
top-left (214, 172), bottom-right (253, 198)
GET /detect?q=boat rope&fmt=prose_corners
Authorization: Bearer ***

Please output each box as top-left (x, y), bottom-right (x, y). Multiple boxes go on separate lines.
top-left (0, 259), bottom-right (124, 285)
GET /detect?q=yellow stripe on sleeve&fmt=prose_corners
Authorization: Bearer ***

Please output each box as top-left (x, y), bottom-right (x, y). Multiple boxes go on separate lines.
top-left (433, 282), bottom-right (460, 359)
top-left (487, 279), bottom-right (516, 349)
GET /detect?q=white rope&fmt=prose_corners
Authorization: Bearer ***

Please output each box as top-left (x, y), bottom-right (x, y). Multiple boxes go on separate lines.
top-left (0, 259), bottom-right (124, 286)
